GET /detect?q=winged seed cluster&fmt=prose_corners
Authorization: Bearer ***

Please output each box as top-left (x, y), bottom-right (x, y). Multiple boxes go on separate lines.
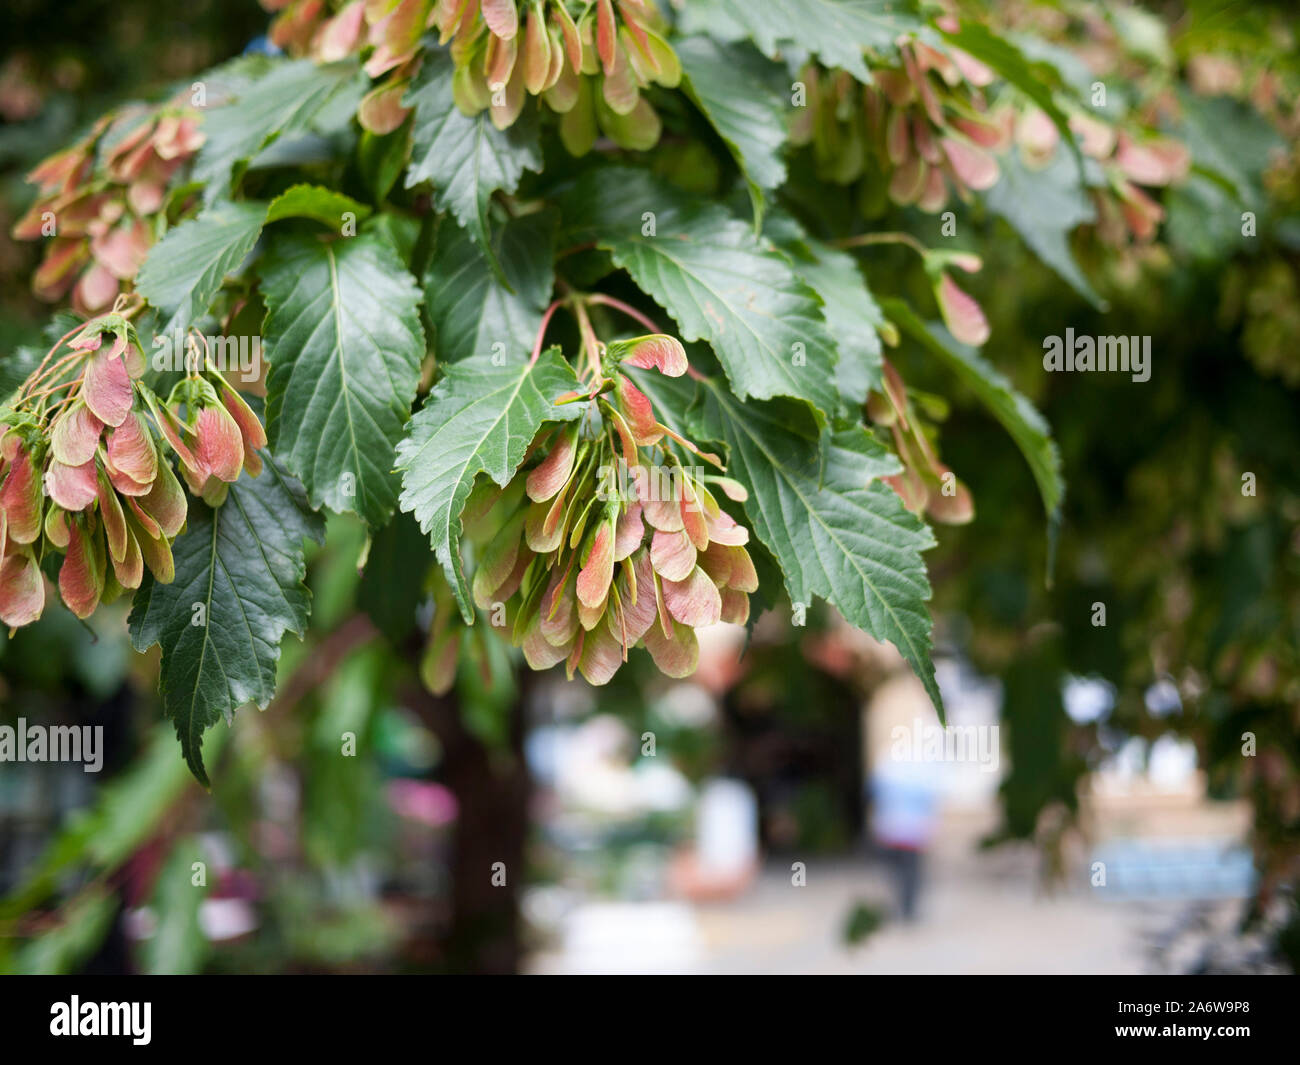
top-left (424, 334), bottom-right (757, 690)
top-left (263, 0), bottom-right (680, 151)
top-left (11, 103), bottom-right (204, 316)
top-left (0, 314), bottom-right (264, 628)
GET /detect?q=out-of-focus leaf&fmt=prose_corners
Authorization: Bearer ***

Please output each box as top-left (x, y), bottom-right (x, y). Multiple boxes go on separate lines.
top-left (194, 59), bottom-right (365, 200)
top-left (139, 837), bottom-right (211, 975)
top-left (265, 183), bottom-right (373, 228)
top-left (678, 36), bottom-right (789, 226)
top-left (680, 0), bottom-right (922, 82)
top-left (983, 150), bottom-right (1105, 310)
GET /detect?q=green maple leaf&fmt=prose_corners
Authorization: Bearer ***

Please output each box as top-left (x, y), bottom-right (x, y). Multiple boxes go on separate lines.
top-left (983, 151), bottom-right (1105, 310)
top-left (425, 211), bottom-right (556, 364)
top-left (693, 381), bottom-right (943, 713)
top-left (194, 58), bottom-right (365, 201)
top-left (395, 350), bottom-right (582, 621)
top-left (767, 211), bottom-right (885, 406)
top-left (680, 0), bottom-right (922, 81)
top-left (562, 167), bottom-right (840, 418)
top-left (678, 36), bottom-right (789, 227)
top-left (258, 231), bottom-right (426, 527)
top-left (404, 49), bottom-right (542, 281)
top-left (128, 460), bottom-right (325, 785)
top-left (265, 183), bottom-right (373, 228)
top-left (136, 201), bottom-right (268, 336)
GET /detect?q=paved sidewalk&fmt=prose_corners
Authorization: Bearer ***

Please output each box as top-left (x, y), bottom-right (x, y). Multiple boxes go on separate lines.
top-left (529, 817), bottom-right (1185, 974)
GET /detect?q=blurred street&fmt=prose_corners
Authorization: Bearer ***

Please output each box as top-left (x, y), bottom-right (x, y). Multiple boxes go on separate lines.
top-left (528, 803), bottom-right (1255, 975)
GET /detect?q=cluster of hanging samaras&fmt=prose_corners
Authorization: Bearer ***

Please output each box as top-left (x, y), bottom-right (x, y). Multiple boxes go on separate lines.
top-left (423, 335), bottom-right (757, 691)
top-left (263, 0), bottom-right (679, 150)
top-left (0, 313), bottom-right (266, 628)
top-left (793, 15), bottom-right (1189, 244)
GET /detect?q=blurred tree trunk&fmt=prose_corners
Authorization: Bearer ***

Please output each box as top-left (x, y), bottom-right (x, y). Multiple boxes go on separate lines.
top-left (408, 669), bottom-right (532, 974)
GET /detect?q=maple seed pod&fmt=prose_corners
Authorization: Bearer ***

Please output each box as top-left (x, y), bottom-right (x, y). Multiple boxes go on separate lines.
top-left (59, 519), bottom-right (106, 619)
top-left (595, 0), bottom-right (617, 73)
top-left (521, 4), bottom-right (551, 96)
top-left (552, 2), bottom-right (583, 71)
top-left (0, 548), bottom-right (45, 627)
top-left (213, 374), bottom-right (269, 476)
top-left (934, 273), bottom-right (991, 347)
top-left (45, 459), bottom-right (101, 512)
top-left (441, 332), bottom-right (752, 691)
top-left (15, 100), bottom-right (204, 313)
top-left (596, 93), bottom-right (661, 151)
top-left (612, 334), bottom-right (688, 377)
top-left (0, 310), bottom-right (188, 630)
top-left (1, 444), bottom-right (44, 543)
top-left (545, 54), bottom-right (581, 112)
top-left (481, 0), bottom-right (519, 41)
top-left (559, 76), bottom-right (598, 156)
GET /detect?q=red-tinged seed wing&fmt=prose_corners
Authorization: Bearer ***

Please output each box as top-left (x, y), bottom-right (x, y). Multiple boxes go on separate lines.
top-left (0, 549), bottom-right (45, 627)
top-left (82, 348), bottom-right (134, 426)
top-left (522, 612), bottom-right (572, 669)
top-left (720, 587), bottom-right (749, 626)
top-left (613, 501), bottom-right (643, 560)
top-left (661, 565), bottom-right (722, 628)
top-left (111, 525), bottom-right (144, 590)
top-left (940, 136), bottom-right (999, 191)
top-left (194, 405), bottom-right (245, 484)
top-left (96, 470), bottom-right (128, 563)
top-left (50, 402), bottom-right (104, 467)
top-left (522, 4), bottom-right (550, 95)
top-left (643, 619), bottom-right (698, 678)
top-left (481, 0), bottom-right (519, 40)
top-left (552, 2), bottom-right (583, 72)
top-left (1, 447), bottom-right (44, 541)
top-left (698, 541), bottom-right (733, 587)
top-left (595, 0), bottom-right (617, 73)
top-left (615, 376), bottom-right (663, 445)
top-left (107, 411), bottom-right (159, 486)
top-left (620, 334), bottom-right (687, 376)
top-left (679, 484), bottom-right (709, 551)
top-left (44, 458), bottom-right (100, 512)
top-left (934, 273), bottom-right (990, 347)
top-left (618, 550), bottom-right (657, 642)
top-left (525, 426), bottom-right (576, 501)
top-left (577, 621), bottom-right (623, 684)
top-left (649, 527), bottom-right (695, 581)
top-left (705, 507), bottom-right (749, 546)
top-left (725, 546), bottom-right (759, 593)
top-left (59, 521), bottom-right (103, 619)
top-left (576, 520), bottom-right (614, 609)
